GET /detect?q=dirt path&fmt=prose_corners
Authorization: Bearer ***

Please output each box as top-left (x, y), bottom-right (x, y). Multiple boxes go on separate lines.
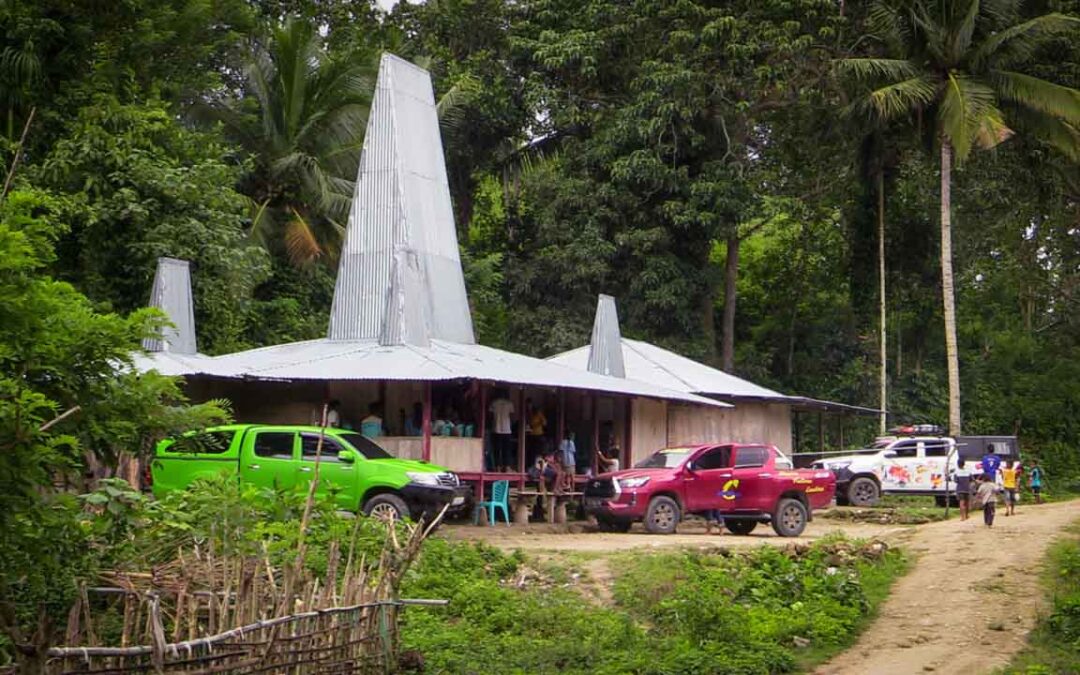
top-left (440, 518), bottom-right (906, 553)
top-left (816, 499), bottom-right (1080, 675)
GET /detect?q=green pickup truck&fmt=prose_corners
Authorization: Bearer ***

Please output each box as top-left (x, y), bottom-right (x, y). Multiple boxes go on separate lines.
top-left (150, 424), bottom-right (471, 521)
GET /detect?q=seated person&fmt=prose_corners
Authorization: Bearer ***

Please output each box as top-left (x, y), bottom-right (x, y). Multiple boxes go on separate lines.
top-left (360, 403), bottom-right (383, 438)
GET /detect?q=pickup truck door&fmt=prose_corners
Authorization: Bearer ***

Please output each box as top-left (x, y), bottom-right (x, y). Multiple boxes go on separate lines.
top-left (731, 446), bottom-right (773, 512)
top-left (917, 439), bottom-right (951, 492)
top-left (240, 429), bottom-right (299, 491)
top-left (683, 445), bottom-right (734, 513)
top-left (299, 432), bottom-right (356, 509)
top-left (880, 440), bottom-right (919, 491)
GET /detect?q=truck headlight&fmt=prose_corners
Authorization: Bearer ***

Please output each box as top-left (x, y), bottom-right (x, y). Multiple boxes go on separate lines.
top-left (619, 477), bottom-right (650, 489)
top-left (407, 472), bottom-right (441, 486)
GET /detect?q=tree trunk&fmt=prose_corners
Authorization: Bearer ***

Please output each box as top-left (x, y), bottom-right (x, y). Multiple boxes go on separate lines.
top-left (721, 234), bottom-right (740, 372)
top-left (940, 140), bottom-right (962, 435)
top-left (877, 169), bottom-right (887, 434)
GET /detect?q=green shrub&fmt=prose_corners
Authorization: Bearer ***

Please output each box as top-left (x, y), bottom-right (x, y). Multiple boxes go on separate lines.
top-left (400, 540), bottom-right (906, 674)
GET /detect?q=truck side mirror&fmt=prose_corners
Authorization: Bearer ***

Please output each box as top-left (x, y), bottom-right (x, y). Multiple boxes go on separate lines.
top-left (882, 451), bottom-right (896, 458)
top-left (338, 449), bottom-right (357, 464)
top-left (685, 461), bottom-right (697, 473)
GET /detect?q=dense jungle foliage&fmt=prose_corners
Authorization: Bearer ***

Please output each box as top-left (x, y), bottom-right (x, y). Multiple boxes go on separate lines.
top-left (2, 0), bottom-right (1077, 446)
top-left (1, 0), bottom-right (1079, 664)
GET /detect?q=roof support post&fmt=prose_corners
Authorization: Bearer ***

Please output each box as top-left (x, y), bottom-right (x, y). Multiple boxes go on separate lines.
top-left (478, 381), bottom-right (487, 441)
top-left (818, 412), bottom-right (825, 454)
top-left (592, 394), bottom-right (600, 475)
top-left (557, 388), bottom-right (565, 458)
top-left (624, 397), bottom-right (633, 469)
top-left (517, 387), bottom-right (526, 487)
top-left (423, 382), bottom-right (432, 462)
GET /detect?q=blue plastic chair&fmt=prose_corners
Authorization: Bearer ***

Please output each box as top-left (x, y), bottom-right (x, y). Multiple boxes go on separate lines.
top-left (474, 480), bottom-right (511, 526)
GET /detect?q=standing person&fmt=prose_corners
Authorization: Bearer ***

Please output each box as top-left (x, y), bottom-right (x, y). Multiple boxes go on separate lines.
top-left (404, 402), bottom-right (423, 436)
top-left (559, 431), bottom-right (577, 478)
top-left (525, 398), bottom-right (547, 463)
top-left (704, 510), bottom-right (725, 536)
top-left (489, 391), bottom-right (515, 472)
top-left (952, 458), bottom-right (973, 521)
top-left (1030, 460), bottom-right (1044, 504)
top-left (980, 448), bottom-right (1002, 484)
top-left (974, 475), bottom-right (999, 528)
top-left (1001, 460), bottom-right (1019, 516)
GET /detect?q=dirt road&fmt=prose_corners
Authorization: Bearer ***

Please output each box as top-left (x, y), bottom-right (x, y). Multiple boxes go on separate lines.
top-left (440, 518), bottom-right (906, 553)
top-left (816, 499), bottom-right (1080, 675)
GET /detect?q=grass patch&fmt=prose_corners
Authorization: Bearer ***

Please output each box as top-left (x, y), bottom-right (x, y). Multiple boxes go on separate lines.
top-left (1000, 519), bottom-right (1080, 674)
top-left (400, 537), bottom-right (908, 674)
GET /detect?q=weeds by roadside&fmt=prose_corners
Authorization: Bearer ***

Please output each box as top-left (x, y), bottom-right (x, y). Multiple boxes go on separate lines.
top-left (399, 536), bottom-right (908, 674)
top-left (1000, 521), bottom-right (1080, 675)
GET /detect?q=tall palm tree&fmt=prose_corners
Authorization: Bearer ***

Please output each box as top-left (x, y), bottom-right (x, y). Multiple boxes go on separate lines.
top-left (838, 0), bottom-right (1080, 434)
top-left (201, 18), bottom-right (376, 265)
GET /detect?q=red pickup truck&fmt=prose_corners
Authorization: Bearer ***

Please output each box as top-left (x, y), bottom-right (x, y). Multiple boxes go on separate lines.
top-left (583, 443), bottom-right (835, 536)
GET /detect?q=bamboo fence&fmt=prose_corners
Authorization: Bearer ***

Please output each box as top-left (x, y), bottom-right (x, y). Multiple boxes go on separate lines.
top-left (36, 511), bottom-right (445, 674)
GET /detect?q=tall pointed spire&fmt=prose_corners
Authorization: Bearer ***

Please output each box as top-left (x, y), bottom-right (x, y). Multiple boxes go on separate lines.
top-left (379, 248), bottom-right (432, 348)
top-left (142, 257), bottom-right (197, 354)
top-left (587, 294), bottom-right (625, 378)
top-left (327, 53), bottom-right (475, 344)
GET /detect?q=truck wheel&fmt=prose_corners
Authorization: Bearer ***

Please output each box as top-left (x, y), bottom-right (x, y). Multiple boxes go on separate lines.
top-left (363, 494), bottom-right (409, 522)
top-left (644, 496), bottom-right (680, 534)
top-left (772, 498), bottom-right (808, 537)
top-left (724, 519), bottom-right (758, 536)
top-left (847, 477), bottom-right (880, 507)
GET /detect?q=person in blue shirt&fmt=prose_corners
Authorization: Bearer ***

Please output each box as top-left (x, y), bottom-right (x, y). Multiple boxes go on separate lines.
top-left (360, 403), bottom-right (384, 438)
top-left (1029, 459), bottom-right (1044, 504)
top-left (981, 450), bottom-right (1001, 482)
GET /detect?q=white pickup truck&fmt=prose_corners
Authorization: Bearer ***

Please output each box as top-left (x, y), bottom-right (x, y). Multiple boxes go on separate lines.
top-left (812, 434), bottom-right (1019, 507)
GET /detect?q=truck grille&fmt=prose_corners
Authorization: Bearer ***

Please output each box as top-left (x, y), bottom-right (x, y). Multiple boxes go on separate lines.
top-left (437, 472), bottom-right (459, 487)
top-left (584, 477), bottom-right (615, 498)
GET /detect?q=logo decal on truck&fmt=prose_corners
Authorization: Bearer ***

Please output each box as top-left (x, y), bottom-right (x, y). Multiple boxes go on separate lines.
top-left (720, 478), bottom-right (741, 500)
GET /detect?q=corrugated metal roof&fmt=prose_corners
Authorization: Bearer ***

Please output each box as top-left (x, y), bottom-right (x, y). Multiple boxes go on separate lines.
top-left (549, 339), bottom-right (789, 400)
top-left (142, 257), bottom-right (197, 354)
top-left (327, 53), bottom-right (474, 344)
top-left (587, 294), bottom-right (625, 377)
top-left (181, 338), bottom-right (727, 407)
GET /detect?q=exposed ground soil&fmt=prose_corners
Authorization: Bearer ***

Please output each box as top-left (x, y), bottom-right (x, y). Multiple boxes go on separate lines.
top-left (442, 499), bottom-right (1080, 674)
top-left (816, 499), bottom-right (1080, 675)
top-left (440, 516), bottom-right (905, 552)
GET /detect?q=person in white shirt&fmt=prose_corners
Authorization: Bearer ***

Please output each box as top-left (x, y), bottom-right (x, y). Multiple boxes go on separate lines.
top-left (489, 393), bottom-right (515, 472)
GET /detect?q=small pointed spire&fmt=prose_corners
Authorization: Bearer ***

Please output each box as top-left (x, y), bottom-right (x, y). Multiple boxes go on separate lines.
top-left (328, 52), bottom-right (474, 344)
top-left (142, 257), bottom-right (197, 354)
top-left (587, 294), bottom-right (625, 378)
top-left (379, 248), bottom-right (432, 348)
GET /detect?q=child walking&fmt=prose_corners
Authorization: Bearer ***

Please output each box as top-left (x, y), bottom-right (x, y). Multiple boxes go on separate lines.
top-left (974, 475), bottom-right (999, 527)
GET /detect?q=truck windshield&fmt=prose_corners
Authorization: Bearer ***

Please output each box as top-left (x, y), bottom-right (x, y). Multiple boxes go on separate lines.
top-left (635, 449), bottom-right (692, 469)
top-left (338, 433), bottom-right (394, 460)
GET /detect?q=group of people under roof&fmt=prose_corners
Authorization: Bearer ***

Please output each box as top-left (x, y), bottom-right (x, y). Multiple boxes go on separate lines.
top-left (486, 391), bottom-right (621, 484)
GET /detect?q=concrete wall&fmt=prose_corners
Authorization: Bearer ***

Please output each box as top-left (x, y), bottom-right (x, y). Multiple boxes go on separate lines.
top-left (665, 402), bottom-right (792, 454)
